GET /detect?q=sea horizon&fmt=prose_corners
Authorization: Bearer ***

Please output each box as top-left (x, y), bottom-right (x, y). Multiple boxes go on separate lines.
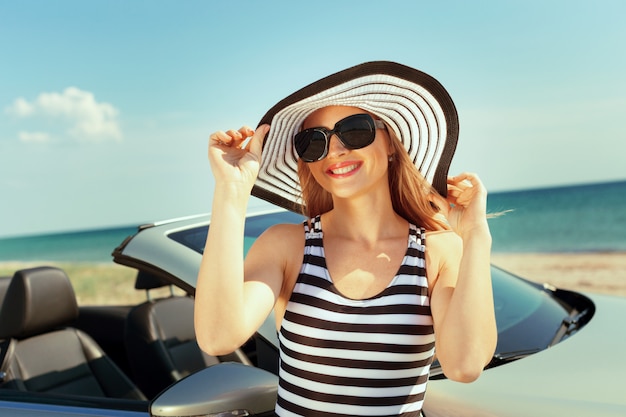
top-left (1, 179), bottom-right (625, 262)
top-left (3, 178), bottom-right (625, 241)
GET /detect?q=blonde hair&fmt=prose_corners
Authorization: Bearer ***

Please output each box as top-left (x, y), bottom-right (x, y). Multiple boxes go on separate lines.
top-left (296, 127), bottom-right (450, 232)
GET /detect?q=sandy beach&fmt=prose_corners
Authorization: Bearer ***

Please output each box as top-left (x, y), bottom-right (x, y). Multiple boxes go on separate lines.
top-left (1, 252), bottom-right (625, 305)
top-left (491, 252), bottom-right (626, 297)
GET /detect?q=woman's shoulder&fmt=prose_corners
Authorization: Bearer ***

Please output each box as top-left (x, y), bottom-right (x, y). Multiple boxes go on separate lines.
top-left (424, 230), bottom-right (463, 263)
top-left (247, 221), bottom-right (305, 268)
top-left (425, 229), bottom-right (460, 240)
top-left (255, 221), bottom-right (306, 252)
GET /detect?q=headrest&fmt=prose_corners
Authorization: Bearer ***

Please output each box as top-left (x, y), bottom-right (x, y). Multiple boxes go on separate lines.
top-left (0, 276), bottom-right (11, 306)
top-left (0, 266), bottom-right (79, 339)
top-left (134, 270), bottom-right (170, 290)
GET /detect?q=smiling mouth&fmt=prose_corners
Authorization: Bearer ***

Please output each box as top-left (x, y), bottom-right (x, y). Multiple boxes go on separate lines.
top-left (329, 163), bottom-right (360, 175)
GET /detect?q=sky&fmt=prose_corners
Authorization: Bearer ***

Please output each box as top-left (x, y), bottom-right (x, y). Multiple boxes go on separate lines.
top-left (1, 0), bottom-right (625, 238)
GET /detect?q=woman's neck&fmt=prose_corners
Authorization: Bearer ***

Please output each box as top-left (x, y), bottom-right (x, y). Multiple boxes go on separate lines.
top-left (321, 197), bottom-right (408, 245)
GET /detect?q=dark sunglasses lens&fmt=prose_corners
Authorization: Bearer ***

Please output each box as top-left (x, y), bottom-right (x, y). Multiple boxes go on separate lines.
top-left (295, 130), bottom-right (327, 162)
top-left (338, 115), bottom-right (376, 149)
top-left (294, 114), bottom-right (378, 162)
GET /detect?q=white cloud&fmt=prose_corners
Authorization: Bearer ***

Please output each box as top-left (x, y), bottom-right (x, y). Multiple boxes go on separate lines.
top-left (18, 131), bottom-right (51, 143)
top-left (7, 97), bottom-right (35, 117)
top-left (5, 87), bottom-right (122, 142)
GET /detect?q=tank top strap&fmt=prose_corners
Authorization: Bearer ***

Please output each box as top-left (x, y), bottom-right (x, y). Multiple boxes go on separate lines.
top-left (408, 223), bottom-right (427, 252)
top-left (303, 215), bottom-right (323, 239)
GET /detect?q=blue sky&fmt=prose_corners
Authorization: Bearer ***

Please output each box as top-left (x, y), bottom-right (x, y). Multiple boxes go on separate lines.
top-left (1, 0), bottom-right (625, 237)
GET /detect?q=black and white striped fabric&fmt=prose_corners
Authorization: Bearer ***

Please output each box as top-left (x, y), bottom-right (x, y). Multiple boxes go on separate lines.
top-left (276, 217), bottom-right (435, 417)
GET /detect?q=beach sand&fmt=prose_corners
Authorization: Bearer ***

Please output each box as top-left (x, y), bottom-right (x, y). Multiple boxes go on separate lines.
top-left (1, 252), bottom-right (626, 305)
top-left (491, 252), bottom-right (626, 297)
top-left (0, 261), bottom-right (182, 305)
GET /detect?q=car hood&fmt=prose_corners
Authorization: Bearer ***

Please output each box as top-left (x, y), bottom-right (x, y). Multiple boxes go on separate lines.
top-left (424, 292), bottom-right (626, 417)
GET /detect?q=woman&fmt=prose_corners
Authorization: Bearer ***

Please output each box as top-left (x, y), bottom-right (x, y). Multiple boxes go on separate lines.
top-left (195, 61), bottom-right (497, 416)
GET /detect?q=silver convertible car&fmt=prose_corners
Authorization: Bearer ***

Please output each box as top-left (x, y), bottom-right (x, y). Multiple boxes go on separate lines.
top-left (1, 208), bottom-right (625, 417)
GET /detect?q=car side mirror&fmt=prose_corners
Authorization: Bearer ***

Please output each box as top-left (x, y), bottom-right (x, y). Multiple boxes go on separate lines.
top-left (150, 362), bottom-right (278, 417)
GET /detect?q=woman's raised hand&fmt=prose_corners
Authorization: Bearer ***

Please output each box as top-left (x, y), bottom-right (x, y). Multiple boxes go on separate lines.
top-left (443, 173), bottom-right (490, 239)
top-left (208, 124), bottom-right (269, 190)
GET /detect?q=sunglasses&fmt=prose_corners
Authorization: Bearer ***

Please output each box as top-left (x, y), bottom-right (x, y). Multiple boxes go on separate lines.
top-left (294, 113), bottom-right (386, 162)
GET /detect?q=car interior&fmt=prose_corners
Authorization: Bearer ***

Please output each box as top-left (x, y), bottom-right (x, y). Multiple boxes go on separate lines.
top-left (124, 270), bottom-right (252, 398)
top-left (0, 265), bottom-right (256, 404)
top-left (0, 266), bottom-right (146, 400)
top-left (0, 259), bottom-right (597, 414)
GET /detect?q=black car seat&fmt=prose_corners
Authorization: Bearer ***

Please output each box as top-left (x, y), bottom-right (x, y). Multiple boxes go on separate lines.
top-left (0, 276), bottom-right (11, 306)
top-left (124, 271), bottom-right (252, 398)
top-left (0, 275), bottom-right (11, 344)
top-left (0, 266), bottom-right (146, 400)
top-left (0, 276), bottom-right (11, 389)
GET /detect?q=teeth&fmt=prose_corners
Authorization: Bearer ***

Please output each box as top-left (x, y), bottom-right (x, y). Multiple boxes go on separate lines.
top-left (332, 164), bottom-right (357, 175)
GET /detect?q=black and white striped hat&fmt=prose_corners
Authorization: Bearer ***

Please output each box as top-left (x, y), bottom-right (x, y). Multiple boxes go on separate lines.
top-left (253, 61), bottom-right (459, 212)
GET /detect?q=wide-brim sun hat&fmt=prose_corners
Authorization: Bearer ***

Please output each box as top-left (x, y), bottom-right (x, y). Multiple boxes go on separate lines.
top-left (253, 61), bottom-right (459, 213)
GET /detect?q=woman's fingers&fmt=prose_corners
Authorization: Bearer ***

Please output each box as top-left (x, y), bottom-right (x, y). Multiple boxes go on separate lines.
top-left (209, 130), bottom-right (231, 146)
top-left (448, 173), bottom-right (484, 189)
top-left (247, 124), bottom-right (269, 157)
top-left (449, 173), bottom-right (486, 193)
top-left (210, 126), bottom-right (256, 148)
top-left (446, 173), bottom-right (487, 208)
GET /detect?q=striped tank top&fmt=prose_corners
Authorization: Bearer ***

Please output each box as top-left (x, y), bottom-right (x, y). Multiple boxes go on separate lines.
top-left (276, 216), bottom-right (435, 417)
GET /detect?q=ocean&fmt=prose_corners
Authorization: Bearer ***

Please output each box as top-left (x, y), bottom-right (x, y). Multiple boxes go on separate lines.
top-left (1, 180), bottom-right (625, 263)
top-left (487, 180), bottom-right (626, 253)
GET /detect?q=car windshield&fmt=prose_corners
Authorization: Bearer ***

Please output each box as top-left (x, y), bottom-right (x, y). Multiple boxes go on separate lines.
top-left (490, 267), bottom-right (569, 353)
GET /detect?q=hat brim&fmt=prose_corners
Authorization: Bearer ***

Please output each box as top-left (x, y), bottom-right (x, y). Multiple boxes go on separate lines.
top-left (253, 61), bottom-right (459, 213)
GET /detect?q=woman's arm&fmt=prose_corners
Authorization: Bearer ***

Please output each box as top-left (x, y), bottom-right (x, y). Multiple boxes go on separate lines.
top-left (194, 124), bottom-right (283, 355)
top-left (427, 173), bottom-right (497, 382)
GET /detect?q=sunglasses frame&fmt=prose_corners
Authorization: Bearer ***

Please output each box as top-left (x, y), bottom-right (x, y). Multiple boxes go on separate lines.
top-left (294, 113), bottom-right (386, 162)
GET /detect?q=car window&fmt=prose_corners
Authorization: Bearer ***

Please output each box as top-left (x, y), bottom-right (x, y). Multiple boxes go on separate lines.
top-left (168, 210), bottom-right (304, 255)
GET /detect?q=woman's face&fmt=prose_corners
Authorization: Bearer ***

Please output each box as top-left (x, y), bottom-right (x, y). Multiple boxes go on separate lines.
top-left (301, 106), bottom-right (392, 201)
